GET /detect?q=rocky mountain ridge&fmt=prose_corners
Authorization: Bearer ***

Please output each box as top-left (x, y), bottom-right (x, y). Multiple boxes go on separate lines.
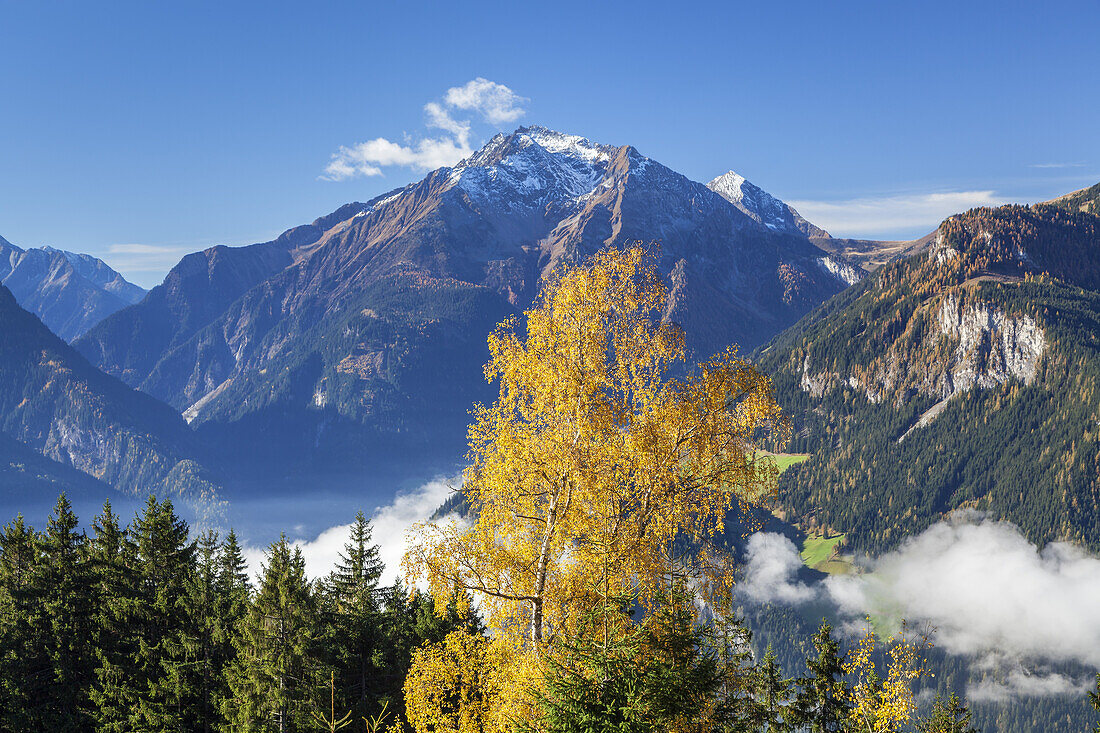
top-left (75, 126), bottom-right (856, 481)
top-left (0, 236), bottom-right (145, 340)
top-left (0, 283), bottom-right (222, 511)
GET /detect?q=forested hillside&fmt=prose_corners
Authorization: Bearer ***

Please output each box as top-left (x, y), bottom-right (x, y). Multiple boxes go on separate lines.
top-left (756, 202), bottom-right (1100, 552)
top-left (1047, 181), bottom-right (1100, 216)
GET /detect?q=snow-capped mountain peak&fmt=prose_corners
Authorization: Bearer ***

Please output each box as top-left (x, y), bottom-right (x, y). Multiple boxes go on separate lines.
top-left (522, 125), bottom-right (616, 164)
top-left (707, 171), bottom-right (793, 231)
top-left (707, 171), bottom-right (751, 203)
top-left (707, 171), bottom-right (830, 239)
top-left (447, 126), bottom-right (627, 208)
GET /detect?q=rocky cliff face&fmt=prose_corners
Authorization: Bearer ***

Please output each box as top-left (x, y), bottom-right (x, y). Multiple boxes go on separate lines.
top-left (756, 201), bottom-right (1100, 552)
top-left (797, 292), bottom-right (1045, 411)
top-left (935, 294), bottom-right (1044, 394)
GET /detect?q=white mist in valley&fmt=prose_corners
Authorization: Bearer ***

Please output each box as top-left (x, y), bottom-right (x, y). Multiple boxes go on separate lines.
top-left (740, 516), bottom-right (1100, 700)
top-left (242, 475), bottom-right (461, 586)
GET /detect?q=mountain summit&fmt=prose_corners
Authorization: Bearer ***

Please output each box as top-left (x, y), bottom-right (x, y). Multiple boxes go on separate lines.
top-left (77, 127), bottom-right (854, 484)
top-left (706, 171), bottom-right (830, 239)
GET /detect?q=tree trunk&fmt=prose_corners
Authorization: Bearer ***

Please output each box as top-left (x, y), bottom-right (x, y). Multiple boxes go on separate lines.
top-left (531, 489), bottom-right (559, 643)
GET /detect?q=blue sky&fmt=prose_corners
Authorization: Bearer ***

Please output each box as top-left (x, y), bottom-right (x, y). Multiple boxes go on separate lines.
top-left (1, 0), bottom-right (1097, 287)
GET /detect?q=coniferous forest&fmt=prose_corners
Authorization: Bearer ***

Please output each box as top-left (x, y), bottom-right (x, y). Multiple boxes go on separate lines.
top-left (0, 494), bottom-right (480, 732)
top-left (12, 493), bottom-right (1072, 733)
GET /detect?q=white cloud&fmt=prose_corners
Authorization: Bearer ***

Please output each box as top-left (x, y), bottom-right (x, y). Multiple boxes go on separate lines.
top-left (824, 520), bottom-right (1100, 669)
top-left (967, 668), bottom-right (1091, 703)
top-left (243, 475), bottom-right (461, 586)
top-left (788, 190), bottom-right (1005, 239)
top-left (443, 77), bottom-right (528, 124)
top-left (323, 78), bottom-right (526, 181)
top-left (740, 532), bottom-right (817, 605)
top-left (1028, 162), bottom-right (1086, 169)
top-left (323, 136), bottom-right (471, 180)
top-left (740, 519), bottom-right (1100, 698)
top-left (424, 102), bottom-right (471, 146)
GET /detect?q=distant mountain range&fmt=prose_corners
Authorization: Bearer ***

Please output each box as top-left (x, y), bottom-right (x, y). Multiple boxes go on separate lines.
top-left (0, 283), bottom-right (221, 510)
top-left (6, 125), bottom-right (1096, 554)
top-left (72, 127), bottom-right (861, 483)
top-left (0, 235), bottom-right (145, 341)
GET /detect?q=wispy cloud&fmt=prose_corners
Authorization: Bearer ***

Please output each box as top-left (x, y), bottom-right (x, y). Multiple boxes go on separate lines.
top-left (1028, 162), bottom-right (1086, 169)
top-left (323, 78), bottom-right (528, 181)
top-left (788, 190), bottom-right (1005, 239)
top-left (104, 243), bottom-right (189, 274)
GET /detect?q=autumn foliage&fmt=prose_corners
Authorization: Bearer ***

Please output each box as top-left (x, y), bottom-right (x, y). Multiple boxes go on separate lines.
top-left (402, 246), bottom-right (789, 727)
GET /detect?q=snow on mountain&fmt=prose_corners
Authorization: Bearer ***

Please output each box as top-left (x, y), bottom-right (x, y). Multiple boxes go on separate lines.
top-left (707, 171), bottom-right (830, 239)
top-left (448, 126), bottom-right (619, 208)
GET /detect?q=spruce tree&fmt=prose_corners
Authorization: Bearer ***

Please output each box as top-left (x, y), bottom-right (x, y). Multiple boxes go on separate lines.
top-left (212, 529), bottom-right (251, 723)
top-left (32, 494), bottom-right (95, 731)
top-left (323, 511), bottom-right (384, 722)
top-left (0, 515), bottom-right (41, 728)
top-left (88, 499), bottom-right (140, 733)
top-left (531, 589), bottom-right (723, 732)
top-left (917, 693), bottom-right (979, 733)
top-left (94, 496), bottom-right (196, 730)
top-left (745, 646), bottom-right (794, 732)
top-left (181, 531), bottom-right (222, 733)
top-left (224, 535), bottom-right (321, 732)
top-left (792, 621), bottom-right (851, 732)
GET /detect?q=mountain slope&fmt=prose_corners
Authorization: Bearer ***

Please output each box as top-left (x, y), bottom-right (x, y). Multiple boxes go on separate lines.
top-left (0, 236), bottom-right (146, 340)
top-left (0, 431), bottom-right (112, 505)
top-left (0, 284), bottom-right (221, 503)
top-left (73, 216), bottom-right (343, 395)
top-left (78, 126), bottom-right (854, 479)
top-left (756, 202), bottom-right (1100, 552)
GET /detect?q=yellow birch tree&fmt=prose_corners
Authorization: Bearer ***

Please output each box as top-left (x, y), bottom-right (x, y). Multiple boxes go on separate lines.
top-left (844, 621), bottom-right (932, 733)
top-left (403, 246), bottom-right (787, 647)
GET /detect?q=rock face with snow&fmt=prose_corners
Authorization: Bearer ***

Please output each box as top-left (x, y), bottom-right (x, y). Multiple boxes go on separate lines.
top-left (707, 171), bottom-right (830, 239)
top-left (0, 236), bottom-right (145, 341)
top-left (77, 126), bottom-right (850, 479)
